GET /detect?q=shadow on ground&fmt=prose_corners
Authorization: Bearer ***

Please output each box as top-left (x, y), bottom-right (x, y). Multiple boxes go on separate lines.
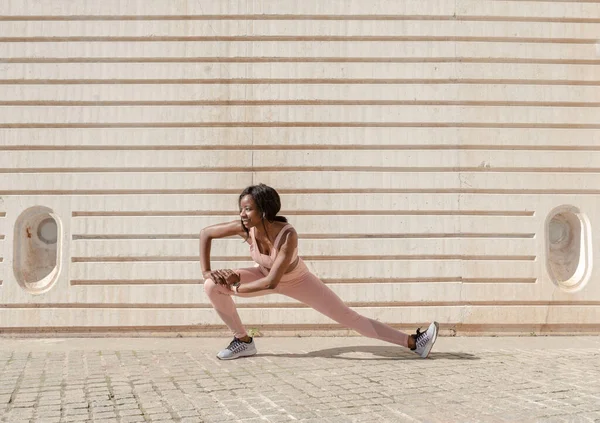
top-left (256, 345), bottom-right (479, 361)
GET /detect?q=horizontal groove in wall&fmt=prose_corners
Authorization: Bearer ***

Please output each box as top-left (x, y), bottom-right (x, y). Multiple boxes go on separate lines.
top-left (491, 0), bottom-right (600, 2)
top-left (0, 15), bottom-right (599, 24)
top-left (2, 100), bottom-right (600, 107)
top-left (454, 324), bottom-right (600, 334)
top-left (1, 36), bottom-right (597, 44)
top-left (3, 301), bottom-right (595, 309)
top-left (286, 188), bottom-right (600, 195)
top-left (3, 57), bottom-right (599, 65)
top-left (285, 188), bottom-right (600, 195)
top-left (2, 123), bottom-right (600, 129)
top-left (2, 144), bottom-right (600, 152)
top-left (2, 78), bottom-right (600, 86)
top-left (72, 210), bottom-right (535, 217)
top-left (70, 279), bottom-right (204, 285)
top-left (1, 125), bottom-right (600, 134)
top-left (71, 233), bottom-right (536, 240)
top-left (461, 278), bottom-right (538, 283)
top-left (70, 254), bottom-right (537, 263)
top-left (4, 166), bottom-right (600, 173)
top-left (69, 277), bottom-right (537, 285)
top-left (0, 324), bottom-right (375, 335)
top-left (488, 0), bottom-right (600, 3)
top-left (3, 188), bottom-right (599, 195)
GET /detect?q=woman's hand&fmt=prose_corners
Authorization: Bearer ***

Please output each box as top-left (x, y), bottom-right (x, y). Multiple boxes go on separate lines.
top-left (203, 269), bottom-right (240, 287)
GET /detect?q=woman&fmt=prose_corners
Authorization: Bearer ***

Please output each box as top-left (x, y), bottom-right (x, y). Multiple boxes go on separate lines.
top-left (201, 184), bottom-right (439, 360)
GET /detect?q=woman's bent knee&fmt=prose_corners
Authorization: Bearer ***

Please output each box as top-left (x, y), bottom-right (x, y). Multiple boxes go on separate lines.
top-left (204, 278), bottom-right (217, 296)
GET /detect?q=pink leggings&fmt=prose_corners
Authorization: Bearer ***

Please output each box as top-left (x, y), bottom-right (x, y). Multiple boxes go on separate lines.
top-left (204, 261), bottom-right (410, 347)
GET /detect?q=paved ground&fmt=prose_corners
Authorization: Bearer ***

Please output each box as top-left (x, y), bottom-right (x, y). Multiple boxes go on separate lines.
top-left (0, 336), bottom-right (599, 423)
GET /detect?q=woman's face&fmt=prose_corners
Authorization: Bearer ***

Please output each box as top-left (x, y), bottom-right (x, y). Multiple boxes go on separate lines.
top-left (239, 195), bottom-right (262, 229)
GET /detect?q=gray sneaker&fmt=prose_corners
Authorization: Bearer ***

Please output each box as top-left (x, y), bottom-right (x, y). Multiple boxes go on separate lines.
top-left (412, 322), bottom-right (439, 358)
top-left (217, 337), bottom-right (257, 360)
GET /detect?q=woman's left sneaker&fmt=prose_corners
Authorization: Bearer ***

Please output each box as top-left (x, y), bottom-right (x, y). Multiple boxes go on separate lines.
top-left (411, 322), bottom-right (439, 358)
top-left (217, 337), bottom-right (257, 360)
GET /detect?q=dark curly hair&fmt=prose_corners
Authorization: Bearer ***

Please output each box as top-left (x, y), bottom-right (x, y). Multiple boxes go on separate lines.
top-left (239, 184), bottom-right (288, 240)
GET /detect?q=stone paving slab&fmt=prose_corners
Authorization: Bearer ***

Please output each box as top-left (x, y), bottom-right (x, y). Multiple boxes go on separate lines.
top-left (1, 336), bottom-right (599, 423)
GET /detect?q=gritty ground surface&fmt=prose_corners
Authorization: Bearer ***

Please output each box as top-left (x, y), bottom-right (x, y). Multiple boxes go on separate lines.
top-left (0, 336), bottom-right (599, 423)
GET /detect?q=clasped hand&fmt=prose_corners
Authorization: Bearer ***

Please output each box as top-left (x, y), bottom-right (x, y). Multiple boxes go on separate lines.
top-left (203, 269), bottom-right (240, 288)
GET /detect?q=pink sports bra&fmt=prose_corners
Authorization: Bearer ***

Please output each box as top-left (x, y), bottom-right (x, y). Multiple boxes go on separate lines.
top-left (249, 224), bottom-right (298, 270)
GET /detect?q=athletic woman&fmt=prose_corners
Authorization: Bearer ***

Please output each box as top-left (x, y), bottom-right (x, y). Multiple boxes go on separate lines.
top-left (200, 184), bottom-right (439, 360)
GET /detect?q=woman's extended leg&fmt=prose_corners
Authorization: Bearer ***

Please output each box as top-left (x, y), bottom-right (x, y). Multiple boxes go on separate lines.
top-left (280, 272), bottom-right (411, 348)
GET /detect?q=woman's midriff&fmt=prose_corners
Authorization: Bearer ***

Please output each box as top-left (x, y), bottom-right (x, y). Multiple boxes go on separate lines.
top-left (258, 257), bottom-right (309, 282)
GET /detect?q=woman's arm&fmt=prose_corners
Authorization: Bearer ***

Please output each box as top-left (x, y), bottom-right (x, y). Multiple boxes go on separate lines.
top-left (236, 230), bottom-right (298, 294)
top-left (200, 220), bottom-right (246, 284)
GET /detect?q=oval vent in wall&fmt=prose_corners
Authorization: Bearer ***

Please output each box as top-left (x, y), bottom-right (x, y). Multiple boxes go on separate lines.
top-left (545, 205), bottom-right (593, 292)
top-left (13, 206), bottom-right (62, 294)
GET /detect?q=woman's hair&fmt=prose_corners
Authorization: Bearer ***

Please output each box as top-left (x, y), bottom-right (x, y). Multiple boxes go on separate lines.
top-left (239, 184), bottom-right (288, 239)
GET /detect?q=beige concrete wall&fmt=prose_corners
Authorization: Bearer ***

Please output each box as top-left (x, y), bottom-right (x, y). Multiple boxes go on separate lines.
top-left (0, 0), bottom-right (599, 335)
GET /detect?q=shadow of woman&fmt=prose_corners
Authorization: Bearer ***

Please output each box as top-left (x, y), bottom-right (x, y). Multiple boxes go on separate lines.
top-left (256, 345), bottom-right (479, 361)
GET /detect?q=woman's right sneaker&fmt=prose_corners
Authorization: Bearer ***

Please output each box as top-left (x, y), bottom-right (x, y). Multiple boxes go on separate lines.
top-left (217, 337), bottom-right (257, 360)
top-left (411, 322), bottom-right (439, 358)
